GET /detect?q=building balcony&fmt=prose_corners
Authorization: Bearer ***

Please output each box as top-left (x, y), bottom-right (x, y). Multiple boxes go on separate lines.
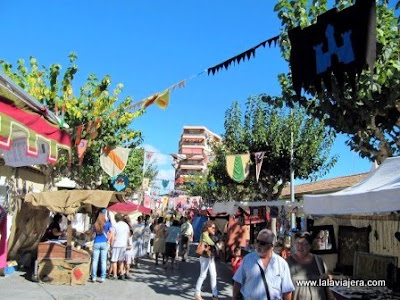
top-left (181, 133), bottom-right (205, 140)
top-left (180, 148), bottom-right (204, 155)
top-left (179, 164), bottom-right (205, 170)
top-left (180, 144), bottom-right (206, 149)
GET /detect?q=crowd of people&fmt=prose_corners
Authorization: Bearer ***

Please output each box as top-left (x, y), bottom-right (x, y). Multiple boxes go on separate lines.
top-left (90, 209), bottom-right (194, 282)
top-left (78, 208), bottom-right (332, 300)
top-left (194, 225), bottom-right (332, 300)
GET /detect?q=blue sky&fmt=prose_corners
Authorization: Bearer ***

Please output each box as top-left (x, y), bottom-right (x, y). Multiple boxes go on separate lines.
top-left (1, 1), bottom-right (373, 188)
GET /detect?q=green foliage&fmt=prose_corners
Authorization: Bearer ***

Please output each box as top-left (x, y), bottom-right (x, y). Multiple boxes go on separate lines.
top-left (271, 0), bottom-right (400, 163)
top-left (0, 54), bottom-right (157, 190)
top-left (187, 97), bottom-right (337, 202)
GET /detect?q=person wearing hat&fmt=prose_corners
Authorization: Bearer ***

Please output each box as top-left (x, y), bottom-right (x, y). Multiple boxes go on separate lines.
top-left (91, 208), bottom-right (112, 283)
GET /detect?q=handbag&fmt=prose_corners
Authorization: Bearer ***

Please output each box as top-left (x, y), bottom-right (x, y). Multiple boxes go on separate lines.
top-left (196, 241), bottom-right (211, 257)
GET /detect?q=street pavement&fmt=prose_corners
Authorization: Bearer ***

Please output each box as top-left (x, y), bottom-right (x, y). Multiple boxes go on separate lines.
top-left (0, 250), bottom-right (234, 300)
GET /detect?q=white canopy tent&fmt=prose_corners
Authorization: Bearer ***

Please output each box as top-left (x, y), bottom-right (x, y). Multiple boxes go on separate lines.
top-left (212, 200), bottom-right (302, 215)
top-left (303, 156), bottom-right (400, 215)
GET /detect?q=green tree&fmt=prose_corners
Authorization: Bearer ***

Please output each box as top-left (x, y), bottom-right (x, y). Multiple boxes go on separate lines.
top-left (269, 0), bottom-right (400, 163)
top-left (188, 97), bottom-right (337, 202)
top-left (0, 54), bottom-right (157, 190)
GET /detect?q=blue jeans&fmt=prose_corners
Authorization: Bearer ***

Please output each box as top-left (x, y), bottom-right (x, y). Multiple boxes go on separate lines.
top-left (92, 242), bottom-right (109, 279)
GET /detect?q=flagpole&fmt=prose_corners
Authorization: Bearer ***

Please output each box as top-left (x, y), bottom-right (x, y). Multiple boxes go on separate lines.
top-left (290, 109), bottom-right (296, 230)
top-left (141, 149), bottom-right (147, 206)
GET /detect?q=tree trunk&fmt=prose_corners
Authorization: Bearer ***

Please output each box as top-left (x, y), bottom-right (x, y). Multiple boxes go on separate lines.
top-left (270, 218), bottom-right (277, 240)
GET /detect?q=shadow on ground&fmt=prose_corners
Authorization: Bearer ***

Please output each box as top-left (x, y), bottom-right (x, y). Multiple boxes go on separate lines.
top-left (129, 245), bottom-right (233, 299)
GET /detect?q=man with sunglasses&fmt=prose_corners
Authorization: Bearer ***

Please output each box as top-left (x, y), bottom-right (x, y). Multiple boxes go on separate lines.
top-left (233, 229), bottom-right (294, 300)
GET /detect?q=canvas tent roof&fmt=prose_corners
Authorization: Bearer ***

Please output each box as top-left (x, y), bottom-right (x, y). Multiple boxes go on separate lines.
top-left (25, 190), bottom-right (123, 215)
top-left (303, 156), bottom-right (400, 215)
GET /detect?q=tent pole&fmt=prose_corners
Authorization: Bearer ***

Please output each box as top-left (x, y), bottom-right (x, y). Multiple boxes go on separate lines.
top-left (66, 219), bottom-right (72, 259)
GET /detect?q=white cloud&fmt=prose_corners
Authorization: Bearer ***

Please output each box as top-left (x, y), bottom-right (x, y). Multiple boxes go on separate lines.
top-left (142, 144), bottom-right (173, 168)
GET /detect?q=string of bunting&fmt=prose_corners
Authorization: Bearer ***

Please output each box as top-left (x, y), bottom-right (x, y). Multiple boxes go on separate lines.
top-left (124, 34), bottom-right (280, 112)
top-left (207, 35), bottom-right (280, 75)
top-left (66, 33), bottom-right (280, 165)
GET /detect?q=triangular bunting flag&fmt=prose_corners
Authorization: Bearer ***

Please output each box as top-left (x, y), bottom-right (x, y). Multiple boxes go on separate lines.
top-left (254, 152), bottom-right (265, 183)
top-left (77, 139), bottom-right (88, 166)
top-left (74, 125), bottom-right (83, 146)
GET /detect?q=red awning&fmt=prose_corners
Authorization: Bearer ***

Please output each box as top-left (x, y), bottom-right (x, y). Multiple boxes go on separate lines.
top-left (108, 202), bottom-right (152, 215)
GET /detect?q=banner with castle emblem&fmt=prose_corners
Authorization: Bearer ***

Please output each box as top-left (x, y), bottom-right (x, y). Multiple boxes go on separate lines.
top-left (288, 0), bottom-right (376, 97)
top-left (226, 154), bottom-right (251, 183)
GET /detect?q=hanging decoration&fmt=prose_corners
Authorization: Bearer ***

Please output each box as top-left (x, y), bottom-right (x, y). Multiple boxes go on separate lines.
top-left (288, 0), bottom-right (376, 98)
top-left (88, 119), bottom-right (101, 140)
top-left (207, 35), bottom-right (280, 75)
top-left (0, 74), bottom-right (72, 167)
top-left (171, 154), bottom-right (187, 169)
top-left (162, 180), bottom-right (169, 189)
top-left (142, 150), bottom-right (154, 175)
top-left (111, 174), bottom-right (129, 192)
top-left (77, 139), bottom-right (89, 166)
top-left (74, 125), bottom-right (83, 146)
top-left (125, 33), bottom-right (280, 113)
top-left (142, 89), bottom-right (170, 110)
top-left (142, 177), bottom-right (150, 189)
top-left (254, 151), bottom-right (265, 183)
top-left (99, 146), bottom-right (130, 177)
top-left (226, 154), bottom-right (251, 183)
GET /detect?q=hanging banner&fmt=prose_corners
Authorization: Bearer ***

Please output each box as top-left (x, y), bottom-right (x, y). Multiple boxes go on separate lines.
top-left (226, 154), bottom-right (251, 183)
top-left (74, 125), bottom-right (83, 145)
top-left (254, 152), bottom-right (265, 183)
top-left (111, 174), bottom-right (129, 192)
top-left (2, 138), bottom-right (49, 167)
top-left (143, 89), bottom-right (170, 110)
top-left (161, 196), bottom-right (169, 210)
top-left (143, 195), bottom-right (151, 208)
top-left (142, 178), bottom-right (150, 189)
top-left (77, 139), bottom-right (89, 166)
top-left (171, 154), bottom-right (186, 169)
top-left (99, 147), bottom-right (130, 177)
top-left (288, 0), bottom-right (376, 97)
top-left (162, 180), bottom-right (169, 189)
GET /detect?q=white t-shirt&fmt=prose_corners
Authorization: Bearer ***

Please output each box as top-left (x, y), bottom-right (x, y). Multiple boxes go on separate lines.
top-left (113, 221), bottom-right (130, 248)
top-left (126, 237), bottom-right (134, 255)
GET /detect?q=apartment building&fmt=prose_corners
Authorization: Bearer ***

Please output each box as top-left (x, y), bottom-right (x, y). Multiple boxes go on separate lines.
top-left (175, 126), bottom-right (221, 185)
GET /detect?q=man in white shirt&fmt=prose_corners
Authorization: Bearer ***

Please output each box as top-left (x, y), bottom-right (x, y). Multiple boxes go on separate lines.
top-left (233, 229), bottom-right (295, 300)
top-left (110, 213), bottom-right (130, 280)
top-left (180, 217), bottom-right (194, 262)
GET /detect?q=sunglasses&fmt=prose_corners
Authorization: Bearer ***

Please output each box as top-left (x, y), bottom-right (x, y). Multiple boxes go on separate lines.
top-left (256, 239), bottom-right (271, 246)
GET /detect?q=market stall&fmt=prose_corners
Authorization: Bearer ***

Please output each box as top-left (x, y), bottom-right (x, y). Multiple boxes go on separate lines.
top-left (0, 73), bottom-right (72, 276)
top-left (303, 157), bottom-right (400, 297)
top-left (8, 190), bottom-right (123, 285)
top-left (212, 200), bottom-right (302, 256)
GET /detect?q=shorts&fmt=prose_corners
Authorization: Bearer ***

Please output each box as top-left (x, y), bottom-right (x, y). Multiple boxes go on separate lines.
top-left (111, 247), bottom-right (126, 262)
top-left (165, 242), bottom-right (177, 258)
top-left (125, 253), bottom-right (134, 265)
